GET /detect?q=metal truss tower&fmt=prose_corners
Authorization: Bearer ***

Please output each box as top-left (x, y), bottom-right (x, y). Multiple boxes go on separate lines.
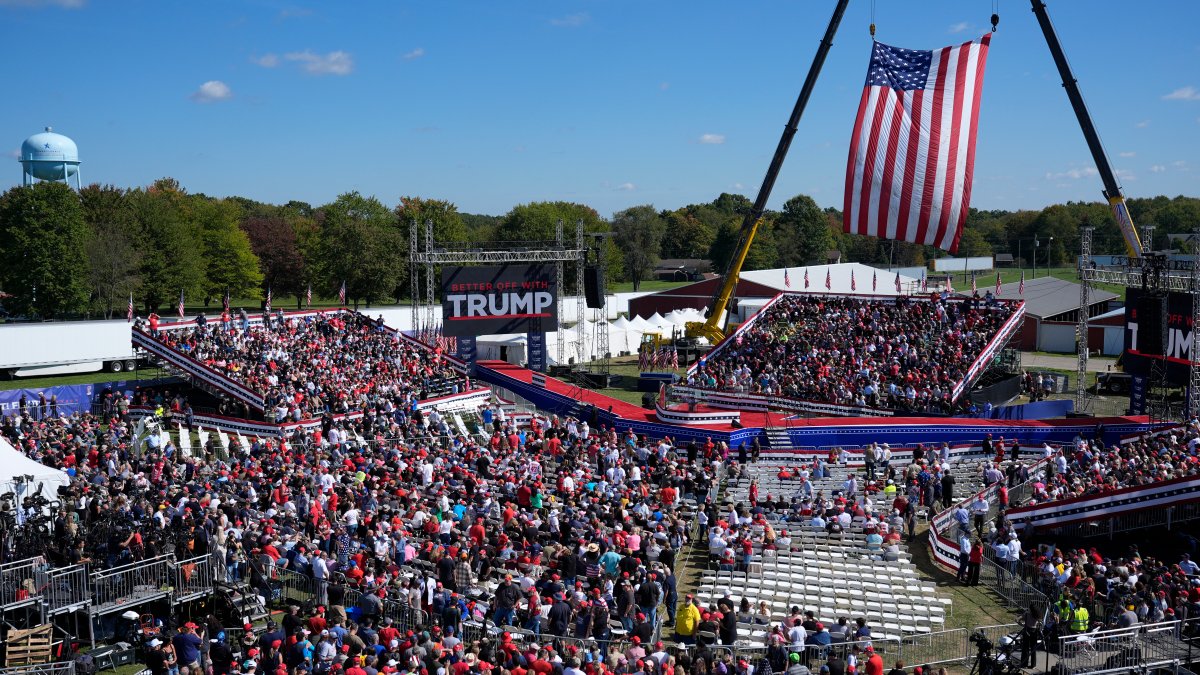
top-left (1075, 227), bottom-right (1092, 412)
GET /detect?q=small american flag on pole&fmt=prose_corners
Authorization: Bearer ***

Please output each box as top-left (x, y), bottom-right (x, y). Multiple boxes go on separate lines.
top-left (804, 268), bottom-right (810, 289)
top-left (971, 275), bottom-right (977, 293)
top-left (894, 272), bottom-right (902, 293)
top-left (843, 34), bottom-right (992, 253)
top-left (222, 290), bottom-right (230, 313)
top-left (265, 286), bottom-right (272, 313)
top-left (872, 270), bottom-right (877, 292)
top-left (995, 272), bottom-right (1002, 295)
top-left (1019, 271), bottom-right (1025, 296)
top-left (306, 284), bottom-right (312, 308)
top-left (338, 280), bottom-right (347, 305)
top-left (825, 269), bottom-right (831, 290)
top-left (177, 289), bottom-right (185, 319)
top-left (127, 293), bottom-right (133, 322)
top-left (851, 269), bottom-right (857, 291)
top-left (784, 269), bottom-right (791, 288)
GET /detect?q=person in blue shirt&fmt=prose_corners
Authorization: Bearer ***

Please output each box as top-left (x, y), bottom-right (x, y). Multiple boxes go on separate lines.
top-left (171, 623), bottom-right (204, 670)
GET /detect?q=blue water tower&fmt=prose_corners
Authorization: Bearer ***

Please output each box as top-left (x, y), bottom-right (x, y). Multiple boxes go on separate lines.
top-left (19, 126), bottom-right (82, 189)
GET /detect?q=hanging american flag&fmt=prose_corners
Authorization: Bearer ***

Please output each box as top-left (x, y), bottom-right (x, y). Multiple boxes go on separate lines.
top-left (338, 280), bottom-right (347, 305)
top-left (177, 289), bottom-right (185, 319)
top-left (804, 268), bottom-right (810, 289)
top-left (825, 269), bottom-right (831, 290)
top-left (1019, 270), bottom-right (1025, 296)
top-left (894, 271), bottom-right (902, 293)
top-left (872, 270), bottom-right (877, 292)
top-left (843, 34), bottom-right (992, 253)
top-left (784, 269), bottom-right (791, 288)
top-left (995, 272), bottom-right (1002, 295)
top-left (306, 284), bottom-right (312, 309)
top-left (127, 293), bottom-right (134, 322)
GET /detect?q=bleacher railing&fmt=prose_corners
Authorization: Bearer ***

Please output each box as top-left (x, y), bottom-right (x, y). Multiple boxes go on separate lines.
top-left (0, 663), bottom-right (75, 675)
top-left (42, 564), bottom-right (88, 614)
top-left (174, 553), bottom-right (214, 603)
top-left (0, 556), bottom-right (47, 609)
top-left (89, 554), bottom-right (173, 616)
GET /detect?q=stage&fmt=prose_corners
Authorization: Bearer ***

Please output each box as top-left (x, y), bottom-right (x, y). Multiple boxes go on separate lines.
top-left (473, 360), bottom-right (1160, 451)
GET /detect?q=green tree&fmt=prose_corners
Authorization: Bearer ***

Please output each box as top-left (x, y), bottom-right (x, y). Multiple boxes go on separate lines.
top-left (0, 183), bottom-right (91, 318)
top-left (660, 208), bottom-right (717, 259)
top-left (130, 179), bottom-right (205, 311)
top-left (611, 205), bottom-right (666, 290)
top-left (80, 184), bottom-right (141, 318)
top-left (194, 197), bottom-right (263, 304)
top-left (775, 194), bottom-right (831, 266)
top-left (315, 192), bottom-right (405, 307)
top-left (494, 201), bottom-right (615, 286)
top-left (395, 196), bottom-right (469, 243)
top-left (241, 214), bottom-right (307, 304)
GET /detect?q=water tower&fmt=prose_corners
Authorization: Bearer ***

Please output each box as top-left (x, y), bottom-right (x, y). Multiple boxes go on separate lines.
top-left (19, 126), bottom-right (81, 189)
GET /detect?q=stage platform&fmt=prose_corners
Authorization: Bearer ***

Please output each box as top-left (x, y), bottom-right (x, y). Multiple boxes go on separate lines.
top-left (472, 360), bottom-right (1159, 451)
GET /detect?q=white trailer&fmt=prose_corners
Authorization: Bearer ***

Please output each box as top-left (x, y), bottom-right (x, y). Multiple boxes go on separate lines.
top-left (0, 319), bottom-right (141, 378)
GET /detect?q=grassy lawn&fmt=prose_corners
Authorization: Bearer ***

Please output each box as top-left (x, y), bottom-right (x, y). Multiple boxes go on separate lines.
top-left (982, 266), bottom-right (1127, 297)
top-left (0, 368), bottom-right (167, 392)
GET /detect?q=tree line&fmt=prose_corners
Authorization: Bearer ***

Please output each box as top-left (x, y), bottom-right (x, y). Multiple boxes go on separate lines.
top-left (0, 177), bottom-right (1196, 319)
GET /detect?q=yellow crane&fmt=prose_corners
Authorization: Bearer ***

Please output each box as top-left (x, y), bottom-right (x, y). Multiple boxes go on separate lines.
top-left (685, 0), bottom-right (850, 344)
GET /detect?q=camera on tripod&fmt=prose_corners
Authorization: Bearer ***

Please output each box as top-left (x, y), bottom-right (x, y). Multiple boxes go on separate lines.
top-left (969, 630), bottom-right (993, 654)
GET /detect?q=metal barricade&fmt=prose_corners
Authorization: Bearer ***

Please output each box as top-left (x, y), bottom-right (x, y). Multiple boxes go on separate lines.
top-left (978, 553), bottom-right (1048, 613)
top-left (174, 554), bottom-right (214, 603)
top-left (42, 564), bottom-right (89, 614)
top-left (89, 554), bottom-right (173, 616)
top-left (275, 568), bottom-right (319, 607)
top-left (898, 628), bottom-right (970, 667)
top-left (1056, 620), bottom-right (1189, 675)
top-left (0, 557), bottom-right (46, 610)
top-left (0, 663), bottom-right (76, 675)
top-left (383, 599), bottom-right (430, 634)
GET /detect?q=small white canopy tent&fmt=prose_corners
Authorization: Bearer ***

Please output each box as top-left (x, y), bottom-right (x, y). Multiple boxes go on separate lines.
top-left (0, 436), bottom-right (70, 513)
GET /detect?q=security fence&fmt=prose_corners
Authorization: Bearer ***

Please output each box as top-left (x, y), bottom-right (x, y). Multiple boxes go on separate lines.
top-left (1056, 619), bottom-right (1197, 675)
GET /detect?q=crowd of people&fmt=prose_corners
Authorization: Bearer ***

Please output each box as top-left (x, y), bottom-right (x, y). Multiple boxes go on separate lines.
top-left (2, 372), bottom-right (730, 675)
top-left (1020, 426), bottom-right (1200, 506)
top-left (140, 311), bottom-right (467, 422)
top-left (687, 294), bottom-right (1018, 413)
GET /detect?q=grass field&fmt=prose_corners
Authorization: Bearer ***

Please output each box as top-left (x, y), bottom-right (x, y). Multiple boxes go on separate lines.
top-left (0, 368), bottom-right (165, 392)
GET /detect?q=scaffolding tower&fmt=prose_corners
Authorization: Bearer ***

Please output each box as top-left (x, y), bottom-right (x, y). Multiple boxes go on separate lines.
top-left (408, 219), bottom-right (587, 367)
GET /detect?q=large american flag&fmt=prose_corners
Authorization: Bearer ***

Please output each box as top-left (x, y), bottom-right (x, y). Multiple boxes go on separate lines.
top-left (844, 34), bottom-right (991, 253)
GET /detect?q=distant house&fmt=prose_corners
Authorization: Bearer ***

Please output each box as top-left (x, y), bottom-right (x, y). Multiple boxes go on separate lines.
top-left (993, 253), bottom-right (1014, 267)
top-left (653, 258), bottom-right (712, 282)
top-left (993, 276), bottom-right (1118, 352)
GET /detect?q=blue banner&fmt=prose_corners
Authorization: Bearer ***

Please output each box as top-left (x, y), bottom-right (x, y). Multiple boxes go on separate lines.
top-left (455, 336), bottom-right (477, 376)
top-left (527, 331), bottom-right (547, 372)
top-left (0, 384), bottom-right (95, 418)
top-left (1129, 375), bottom-right (1147, 415)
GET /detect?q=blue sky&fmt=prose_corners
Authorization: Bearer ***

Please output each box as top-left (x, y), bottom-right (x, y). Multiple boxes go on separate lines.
top-left (2, 0), bottom-right (1198, 218)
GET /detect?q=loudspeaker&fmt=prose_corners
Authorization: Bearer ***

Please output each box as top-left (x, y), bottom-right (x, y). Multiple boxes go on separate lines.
top-left (1137, 294), bottom-right (1167, 355)
top-left (584, 266), bottom-right (605, 308)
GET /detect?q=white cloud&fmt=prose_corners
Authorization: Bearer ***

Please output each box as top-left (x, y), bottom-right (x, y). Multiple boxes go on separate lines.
top-left (8, 148), bottom-right (20, 159)
top-left (284, 50), bottom-right (353, 76)
top-left (549, 12), bottom-right (588, 27)
top-left (402, 47), bottom-right (425, 61)
top-left (252, 53), bottom-right (280, 68)
top-left (699, 133), bottom-right (725, 145)
top-left (1044, 166), bottom-right (1098, 180)
top-left (1162, 86), bottom-right (1200, 101)
top-left (1150, 164), bottom-right (1166, 173)
top-left (1135, 119), bottom-right (1150, 128)
top-left (615, 182), bottom-right (636, 192)
top-left (0, 0), bottom-right (84, 7)
top-left (1118, 151), bottom-right (1136, 158)
top-left (190, 80), bottom-right (233, 103)
top-left (1172, 159), bottom-right (1189, 168)
top-left (733, 182), bottom-right (745, 190)
top-left (948, 21), bottom-right (970, 33)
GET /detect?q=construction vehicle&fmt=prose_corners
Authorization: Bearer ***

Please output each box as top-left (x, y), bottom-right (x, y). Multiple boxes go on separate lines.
top-left (685, 0), bottom-right (850, 345)
top-left (683, 0), bottom-right (1142, 345)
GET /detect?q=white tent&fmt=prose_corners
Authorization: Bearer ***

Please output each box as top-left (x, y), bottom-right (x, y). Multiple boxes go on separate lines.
top-left (0, 436), bottom-right (70, 513)
top-left (628, 315), bottom-right (654, 331)
top-left (611, 316), bottom-right (631, 330)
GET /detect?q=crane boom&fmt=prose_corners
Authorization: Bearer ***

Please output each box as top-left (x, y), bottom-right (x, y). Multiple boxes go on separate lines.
top-left (1030, 0), bottom-right (1144, 256)
top-left (685, 0), bottom-right (850, 344)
